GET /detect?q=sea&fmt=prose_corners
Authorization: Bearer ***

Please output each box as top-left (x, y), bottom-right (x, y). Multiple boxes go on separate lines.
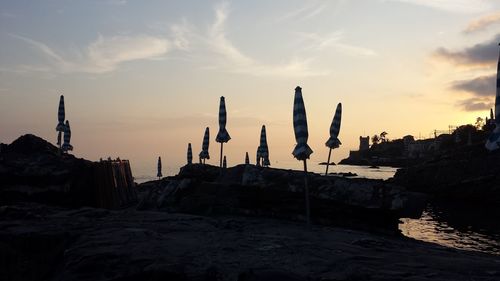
top-left (134, 164), bottom-right (500, 255)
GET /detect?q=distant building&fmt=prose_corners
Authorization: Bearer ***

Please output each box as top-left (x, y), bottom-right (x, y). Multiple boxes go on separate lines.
top-left (359, 136), bottom-right (369, 151)
top-left (407, 139), bottom-right (437, 159)
top-left (402, 135), bottom-right (415, 157)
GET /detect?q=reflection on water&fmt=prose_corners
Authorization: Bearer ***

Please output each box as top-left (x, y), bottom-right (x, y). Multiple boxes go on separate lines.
top-left (400, 204), bottom-right (500, 255)
top-left (319, 164), bottom-right (397, 180)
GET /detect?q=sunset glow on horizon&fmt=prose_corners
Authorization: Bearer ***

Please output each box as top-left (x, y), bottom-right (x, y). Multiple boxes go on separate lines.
top-left (1, 0), bottom-right (500, 177)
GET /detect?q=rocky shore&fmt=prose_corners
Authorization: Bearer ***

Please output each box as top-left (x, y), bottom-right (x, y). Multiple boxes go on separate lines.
top-left (392, 143), bottom-right (500, 204)
top-left (1, 134), bottom-right (499, 281)
top-left (137, 163), bottom-right (426, 233)
top-left (1, 203), bottom-right (500, 281)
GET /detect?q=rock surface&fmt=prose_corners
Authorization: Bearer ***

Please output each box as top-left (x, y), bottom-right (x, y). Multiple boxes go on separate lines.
top-left (1, 203), bottom-right (499, 281)
top-left (1, 134), bottom-right (499, 280)
top-left (137, 164), bottom-right (426, 233)
top-left (0, 134), bottom-right (96, 207)
top-left (392, 143), bottom-right (500, 204)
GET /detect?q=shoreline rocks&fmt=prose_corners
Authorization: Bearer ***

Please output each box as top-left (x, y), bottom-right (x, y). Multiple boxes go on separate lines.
top-left (137, 164), bottom-right (426, 234)
top-left (1, 203), bottom-right (499, 281)
top-left (392, 144), bottom-right (500, 204)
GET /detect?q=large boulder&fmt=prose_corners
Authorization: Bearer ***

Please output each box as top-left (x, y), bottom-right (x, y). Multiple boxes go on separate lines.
top-left (0, 134), bottom-right (95, 207)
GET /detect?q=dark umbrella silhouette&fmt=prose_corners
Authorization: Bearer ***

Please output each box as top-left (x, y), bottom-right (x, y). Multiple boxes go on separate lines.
top-left (259, 125), bottom-right (270, 167)
top-left (325, 103), bottom-right (342, 175)
top-left (216, 96), bottom-right (231, 168)
top-left (157, 156), bottom-right (162, 179)
top-left (57, 131), bottom-right (62, 148)
top-left (256, 146), bottom-right (261, 167)
top-left (199, 127), bottom-right (210, 164)
top-left (245, 152), bottom-right (250, 165)
top-left (187, 143), bottom-right (193, 165)
top-left (292, 86), bottom-right (313, 225)
top-left (486, 44), bottom-right (500, 151)
top-left (61, 120), bottom-right (73, 153)
top-left (56, 95), bottom-right (66, 148)
top-left (223, 155), bottom-right (227, 169)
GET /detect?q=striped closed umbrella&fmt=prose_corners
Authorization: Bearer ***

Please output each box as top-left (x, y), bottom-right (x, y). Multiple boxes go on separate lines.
top-left (324, 103), bottom-right (342, 175)
top-left (61, 120), bottom-right (73, 152)
top-left (199, 127), bottom-right (210, 164)
top-left (216, 96), bottom-right (231, 167)
top-left (157, 157), bottom-right (162, 179)
top-left (292, 87), bottom-right (313, 160)
top-left (187, 143), bottom-right (193, 164)
top-left (486, 44), bottom-right (500, 151)
top-left (223, 155), bottom-right (227, 169)
top-left (259, 125), bottom-right (270, 167)
top-left (256, 146), bottom-right (261, 167)
top-left (292, 86), bottom-right (312, 226)
top-left (57, 131), bottom-right (62, 146)
top-left (56, 95), bottom-right (66, 147)
top-left (245, 152), bottom-right (250, 165)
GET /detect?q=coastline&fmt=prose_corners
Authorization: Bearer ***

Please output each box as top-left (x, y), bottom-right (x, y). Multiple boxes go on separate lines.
top-left (1, 203), bottom-right (499, 281)
top-left (1, 134), bottom-right (499, 280)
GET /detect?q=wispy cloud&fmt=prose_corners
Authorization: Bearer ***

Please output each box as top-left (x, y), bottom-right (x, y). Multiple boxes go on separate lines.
top-left (450, 74), bottom-right (495, 111)
top-left (296, 31), bottom-right (377, 57)
top-left (463, 11), bottom-right (500, 33)
top-left (207, 3), bottom-right (327, 77)
top-left (276, 2), bottom-right (328, 22)
top-left (85, 35), bottom-right (169, 72)
top-left (208, 3), bottom-right (253, 66)
top-left (432, 34), bottom-right (498, 112)
top-left (457, 98), bottom-right (493, 111)
top-left (8, 2), bottom-right (328, 78)
top-left (384, 0), bottom-right (492, 13)
top-left (432, 33), bottom-right (500, 67)
top-left (10, 34), bottom-right (170, 74)
top-left (451, 75), bottom-right (495, 97)
top-left (170, 19), bottom-right (193, 51)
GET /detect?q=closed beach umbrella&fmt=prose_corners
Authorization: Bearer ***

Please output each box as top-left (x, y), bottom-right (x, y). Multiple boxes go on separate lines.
top-left (292, 86), bottom-right (313, 225)
top-left (187, 143), bottom-right (193, 165)
top-left (157, 157), bottom-right (162, 179)
top-left (56, 95), bottom-right (65, 131)
top-left (62, 120), bottom-right (73, 153)
top-left (486, 44), bottom-right (500, 151)
top-left (259, 125), bottom-right (270, 167)
top-left (245, 152), bottom-right (250, 165)
top-left (216, 96), bottom-right (231, 167)
top-left (57, 131), bottom-right (62, 146)
top-left (56, 95), bottom-right (66, 147)
top-left (223, 156), bottom-right (227, 168)
top-left (292, 87), bottom-right (313, 160)
top-left (256, 146), bottom-right (261, 167)
top-left (199, 127), bottom-right (210, 164)
top-left (324, 103), bottom-right (342, 175)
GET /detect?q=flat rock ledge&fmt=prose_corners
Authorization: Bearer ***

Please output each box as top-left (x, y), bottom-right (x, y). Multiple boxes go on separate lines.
top-left (1, 203), bottom-right (499, 281)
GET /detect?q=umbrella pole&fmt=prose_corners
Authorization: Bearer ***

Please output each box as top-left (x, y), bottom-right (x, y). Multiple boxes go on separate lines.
top-left (303, 159), bottom-right (311, 226)
top-left (220, 143), bottom-right (223, 168)
top-left (325, 148), bottom-right (332, 176)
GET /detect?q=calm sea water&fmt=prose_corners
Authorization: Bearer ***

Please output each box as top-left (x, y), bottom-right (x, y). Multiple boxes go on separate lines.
top-left (134, 164), bottom-right (500, 255)
top-left (400, 205), bottom-right (500, 255)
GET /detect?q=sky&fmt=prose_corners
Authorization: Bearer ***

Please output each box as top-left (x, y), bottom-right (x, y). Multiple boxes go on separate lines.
top-left (1, 0), bottom-right (500, 178)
